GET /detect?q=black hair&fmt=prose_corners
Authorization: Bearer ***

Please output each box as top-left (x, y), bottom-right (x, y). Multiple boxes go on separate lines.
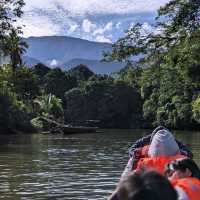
top-left (116, 171), bottom-right (177, 200)
top-left (166, 158), bottom-right (200, 179)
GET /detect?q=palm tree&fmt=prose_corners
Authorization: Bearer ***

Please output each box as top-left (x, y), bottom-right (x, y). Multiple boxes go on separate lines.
top-left (5, 29), bottom-right (28, 72)
top-left (34, 94), bottom-right (64, 122)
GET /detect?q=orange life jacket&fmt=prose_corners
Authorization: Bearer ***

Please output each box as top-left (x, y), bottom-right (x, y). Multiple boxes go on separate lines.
top-left (134, 154), bottom-right (185, 174)
top-left (172, 177), bottom-right (200, 200)
top-left (140, 145), bottom-right (149, 158)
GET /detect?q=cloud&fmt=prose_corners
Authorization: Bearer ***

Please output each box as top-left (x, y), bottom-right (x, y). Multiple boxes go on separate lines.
top-left (50, 59), bottom-right (58, 66)
top-left (24, 0), bottom-right (169, 16)
top-left (24, 0), bottom-right (56, 11)
top-left (82, 19), bottom-right (97, 33)
top-left (17, 16), bottom-right (60, 37)
top-left (95, 35), bottom-right (112, 43)
top-left (67, 23), bottom-right (79, 34)
top-left (20, 0), bottom-right (170, 41)
top-left (80, 20), bottom-right (113, 43)
top-left (93, 22), bottom-right (113, 35)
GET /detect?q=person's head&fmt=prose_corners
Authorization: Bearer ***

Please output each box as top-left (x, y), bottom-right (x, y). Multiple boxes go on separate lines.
top-left (150, 126), bottom-right (169, 141)
top-left (116, 170), bottom-right (177, 200)
top-left (148, 129), bottom-right (180, 157)
top-left (165, 158), bottom-right (200, 180)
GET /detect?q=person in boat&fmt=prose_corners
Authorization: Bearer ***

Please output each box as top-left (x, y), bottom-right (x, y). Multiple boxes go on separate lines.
top-left (165, 158), bottom-right (200, 200)
top-left (132, 129), bottom-right (186, 175)
top-left (129, 126), bottom-right (193, 159)
top-left (121, 126), bottom-right (192, 180)
top-left (108, 170), bottom-right (178, 200)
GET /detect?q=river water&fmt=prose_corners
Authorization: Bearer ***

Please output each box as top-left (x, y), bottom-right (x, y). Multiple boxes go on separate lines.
top-left (0, 129), bottom-right (199, 200)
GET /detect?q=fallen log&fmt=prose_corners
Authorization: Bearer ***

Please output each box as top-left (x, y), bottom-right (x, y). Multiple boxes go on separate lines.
top-left (40, 117), bottom-right (98, 134)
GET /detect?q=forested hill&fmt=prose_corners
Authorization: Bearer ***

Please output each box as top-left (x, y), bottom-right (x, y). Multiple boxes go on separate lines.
top-left (23, 36), bottom-right (125, 74)
top-left (24, 36), bottom-right (111, 63)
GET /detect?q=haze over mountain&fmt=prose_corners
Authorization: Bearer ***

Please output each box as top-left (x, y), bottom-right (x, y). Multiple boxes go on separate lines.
top-left (63, 58), bottom-right (124, 74)
top-left (23, 36), bottom-right (124, 74)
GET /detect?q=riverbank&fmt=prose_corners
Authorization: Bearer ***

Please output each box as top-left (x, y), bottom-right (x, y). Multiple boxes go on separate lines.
top-left (0, 64), bottom-right (200, 134)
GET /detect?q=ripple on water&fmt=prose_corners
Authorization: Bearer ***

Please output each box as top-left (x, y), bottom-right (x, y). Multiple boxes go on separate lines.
top-left (0, 130), bottom-right (199, 199)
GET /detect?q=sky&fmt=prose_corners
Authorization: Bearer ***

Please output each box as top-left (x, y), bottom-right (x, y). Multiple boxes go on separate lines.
top-left (19, 0), bottom-right (169, 43)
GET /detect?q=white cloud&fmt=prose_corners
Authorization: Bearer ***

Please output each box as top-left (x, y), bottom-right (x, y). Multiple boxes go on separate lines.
top-left (24, 0), bottom-right (169, 15)
top-left (17, 16), bottom-right (59, 37)
top-left (24, 0), bottom-right (56, 11)
top-left (80, 21), bottom-right (113, 43)
top-left (20, 0), bottom-right (170, 40)
top-left (50, 59), bottom-right (58, 66)
top-left (82, 19), bottom-right (97, 33)
top-left (105, 22), bottom-right (113, 30)
top-left (67, 23), bottom-right (79, 34)
top-left (93, 22), bottom-right (113, 35)
top-left (95, 35), bottom-right (112, 43)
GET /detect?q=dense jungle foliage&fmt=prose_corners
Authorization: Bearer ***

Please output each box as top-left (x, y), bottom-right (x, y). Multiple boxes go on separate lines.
top-left (0, 0), bottom-right (200, 133)
top-left (104, 0), bottom-right (200, 129)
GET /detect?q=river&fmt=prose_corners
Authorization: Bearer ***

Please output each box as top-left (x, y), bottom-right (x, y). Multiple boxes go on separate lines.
top-left (0, 129), bottom-right (199, 200)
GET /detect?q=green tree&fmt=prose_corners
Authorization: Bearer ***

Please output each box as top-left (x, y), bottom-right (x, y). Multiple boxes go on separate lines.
top-left (14, 66), bottom-right (39, 100)
top-left (33, 63), bottom-right (50, 83)
top-left (67, 64), bottom-right (94, 82)
top-left (0, 0), bottom-right (25, 54)
top-left (113, 63), bottom-right (142, 90)
top-left (44, 68), bottom-right (76, 99)
top-left (103, 0), bottom-right (200, 129)
top-left (192, 95), bottom-right (200, 123)
top-left (0, 80), bottom-right (34, 133)
top-left (157, 0), bottom-right (200, 35)
top-left (33, 93), bottom-right (64, 123)
top-left (5, 30), bottom-right (28, 72)
top-left (32, 93), bottom-right (64, 131)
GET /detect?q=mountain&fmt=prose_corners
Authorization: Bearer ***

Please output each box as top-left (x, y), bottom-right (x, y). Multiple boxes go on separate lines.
top-left (23, 56), bottom-right (41, 67)
top-left (63, 58), bottom-right (125, 74)
top-left (23, 36), bottom-right (124, 74)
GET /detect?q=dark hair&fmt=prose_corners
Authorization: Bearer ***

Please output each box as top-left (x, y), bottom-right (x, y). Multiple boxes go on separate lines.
top-left (166, 158), bottom-right (200, 179)
top-left (116, 171), bottom-right (177, 200)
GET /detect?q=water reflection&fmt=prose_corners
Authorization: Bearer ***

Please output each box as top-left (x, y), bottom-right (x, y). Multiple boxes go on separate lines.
top-left (0, 129), bottom-right (199, 199)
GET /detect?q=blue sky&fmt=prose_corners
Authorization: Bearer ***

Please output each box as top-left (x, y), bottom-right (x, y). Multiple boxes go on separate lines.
top-left (19, 0), bottom-right (169, 43)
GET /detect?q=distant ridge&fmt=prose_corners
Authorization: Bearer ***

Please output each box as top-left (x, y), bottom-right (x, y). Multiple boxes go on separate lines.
top-left (23, 56), bottom-right (41, 67)
top-left (23, 36), bottom-right (125, 74)
top-left (63, 58), bottom-right (125, 74)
